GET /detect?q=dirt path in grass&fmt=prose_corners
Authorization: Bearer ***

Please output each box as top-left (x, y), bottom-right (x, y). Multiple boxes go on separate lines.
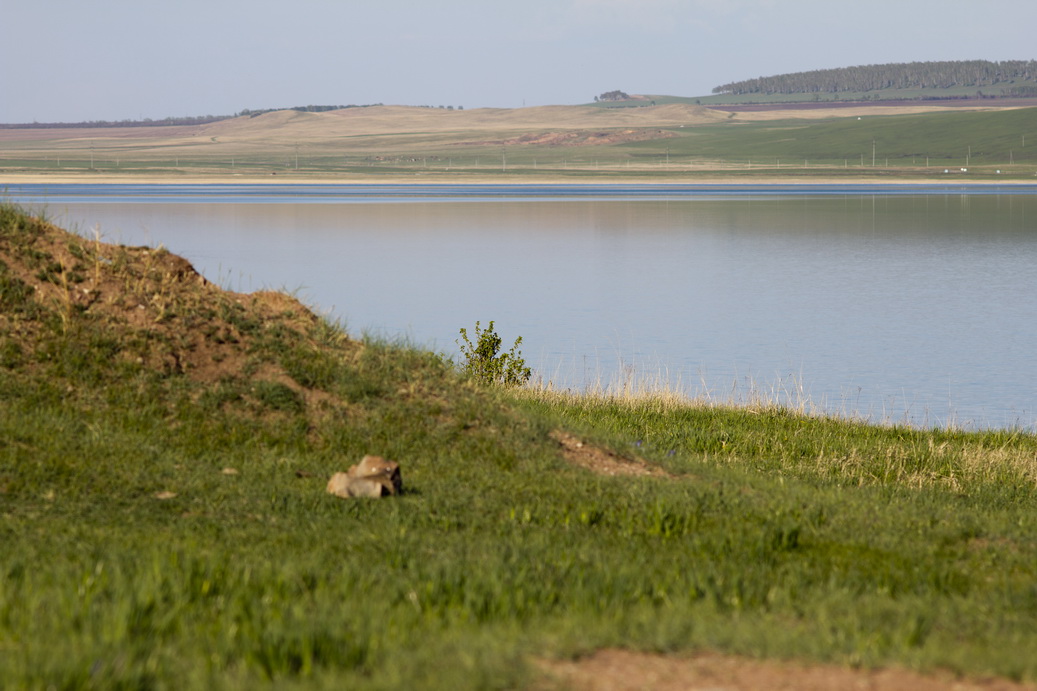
top-left (538, 649), bottom-right (1037, 691)
top-left (550, 430), bottom-right (673, 478)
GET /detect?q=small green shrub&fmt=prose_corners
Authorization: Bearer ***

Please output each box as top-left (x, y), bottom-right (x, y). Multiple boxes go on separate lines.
top-left (457, 321), bottom-right (531, 387)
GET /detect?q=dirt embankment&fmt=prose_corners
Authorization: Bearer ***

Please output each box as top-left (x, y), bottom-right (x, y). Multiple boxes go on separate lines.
top-left (0, 208), bottom-right (351, 402)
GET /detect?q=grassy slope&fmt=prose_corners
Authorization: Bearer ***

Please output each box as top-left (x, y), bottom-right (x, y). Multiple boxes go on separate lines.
top-left (1, 204), bottom-right (1037, 689)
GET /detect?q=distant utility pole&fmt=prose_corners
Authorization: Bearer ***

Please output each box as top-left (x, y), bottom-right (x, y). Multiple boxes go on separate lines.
top-left (872, 140), bottom-right (876, 167)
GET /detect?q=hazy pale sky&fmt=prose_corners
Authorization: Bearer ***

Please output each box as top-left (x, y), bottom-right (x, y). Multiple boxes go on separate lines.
top-left (3, 0), bottom-right (1035, 123)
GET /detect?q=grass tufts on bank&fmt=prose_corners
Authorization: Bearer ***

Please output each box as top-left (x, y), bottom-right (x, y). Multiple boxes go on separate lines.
top-left (2, 202), bottom-right (1036, 689)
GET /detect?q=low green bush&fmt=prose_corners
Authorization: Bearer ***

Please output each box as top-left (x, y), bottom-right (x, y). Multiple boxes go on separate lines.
top-left (457, 320), bottom-right (531, 387)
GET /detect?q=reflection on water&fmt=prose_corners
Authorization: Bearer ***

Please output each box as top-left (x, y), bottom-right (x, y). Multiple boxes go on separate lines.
top-left (19, 188), bottom-right (1037, 430)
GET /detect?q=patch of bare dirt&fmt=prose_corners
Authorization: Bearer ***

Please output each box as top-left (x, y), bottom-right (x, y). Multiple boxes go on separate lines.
top-left (537, 649), bottom-right (1037, 691)
top-left (550, 431), bottom-right (672, 478)
top-left (462, 128), bottom-right (677, 148)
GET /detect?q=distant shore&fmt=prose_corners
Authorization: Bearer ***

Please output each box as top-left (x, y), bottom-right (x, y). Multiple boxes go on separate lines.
top-left (3, 102), bottom-right (1033, 188)
top-left (3, 172), bottom-right (1034, 186)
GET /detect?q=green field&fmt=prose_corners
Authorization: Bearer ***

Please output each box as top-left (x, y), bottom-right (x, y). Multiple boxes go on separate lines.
top-left (2, 204), bottom-right (1037, 688)
top-left (637, 108), bottom-right (1037, 168)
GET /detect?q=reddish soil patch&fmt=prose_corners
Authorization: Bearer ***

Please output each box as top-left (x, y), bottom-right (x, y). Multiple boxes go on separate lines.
top-left (463, 128), bottom-right (677, 148)
top-left (538, 649), bottom-right (1037, 691)
top-left (550, 431), bottom-right (672, 478)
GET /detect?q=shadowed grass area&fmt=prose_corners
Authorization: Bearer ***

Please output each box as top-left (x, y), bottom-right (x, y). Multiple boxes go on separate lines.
top-left (2, 203), bottom-right (1036, 688)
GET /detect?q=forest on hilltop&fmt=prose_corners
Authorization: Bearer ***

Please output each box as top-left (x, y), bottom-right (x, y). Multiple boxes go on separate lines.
top-left (712, 60), bottom-right (1037, 97)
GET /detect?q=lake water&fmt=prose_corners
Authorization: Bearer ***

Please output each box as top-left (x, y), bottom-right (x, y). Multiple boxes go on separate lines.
top-left (7, 183), bottom-right (1037, 430)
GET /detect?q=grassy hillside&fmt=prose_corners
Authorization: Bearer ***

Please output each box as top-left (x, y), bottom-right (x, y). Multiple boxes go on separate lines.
top-left (2, 204), bottom-right (1037, 688)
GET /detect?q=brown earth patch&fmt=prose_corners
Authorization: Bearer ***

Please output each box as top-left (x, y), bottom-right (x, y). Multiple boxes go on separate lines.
top-left (550, 430), bottom-right (672, 478)
top-left (537, 649), bottom-right (1037, 691)
top-left (461, 128), bottom-right (677, 148)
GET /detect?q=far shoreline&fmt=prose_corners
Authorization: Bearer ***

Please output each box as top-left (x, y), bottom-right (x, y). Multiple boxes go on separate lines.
top-left (3, 172), bottom-right (1036, 187)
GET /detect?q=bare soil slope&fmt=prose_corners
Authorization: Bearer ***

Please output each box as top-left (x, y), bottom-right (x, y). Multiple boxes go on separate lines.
top-left (540, 649), bottom-right (1037, 691)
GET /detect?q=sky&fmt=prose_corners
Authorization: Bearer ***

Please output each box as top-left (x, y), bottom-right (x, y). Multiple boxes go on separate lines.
top-left (2, 0), bottom-right (1035, 123)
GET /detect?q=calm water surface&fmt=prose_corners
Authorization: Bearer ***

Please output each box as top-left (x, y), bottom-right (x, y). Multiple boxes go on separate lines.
top-left (9, 184), bottom-right (1037, 430)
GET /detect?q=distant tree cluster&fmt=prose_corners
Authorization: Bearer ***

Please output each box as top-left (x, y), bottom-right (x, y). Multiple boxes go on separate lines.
top-left (595, 90), bottom-right (631, 102)
top-left (241, 104), bottom-right (383, 118)
top-left (712, 60), bottom-right (1037, 96)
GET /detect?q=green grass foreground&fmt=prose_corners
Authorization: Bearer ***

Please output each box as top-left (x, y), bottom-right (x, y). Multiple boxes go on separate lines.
top-left (2, 203), bottom-right (1036, 688)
